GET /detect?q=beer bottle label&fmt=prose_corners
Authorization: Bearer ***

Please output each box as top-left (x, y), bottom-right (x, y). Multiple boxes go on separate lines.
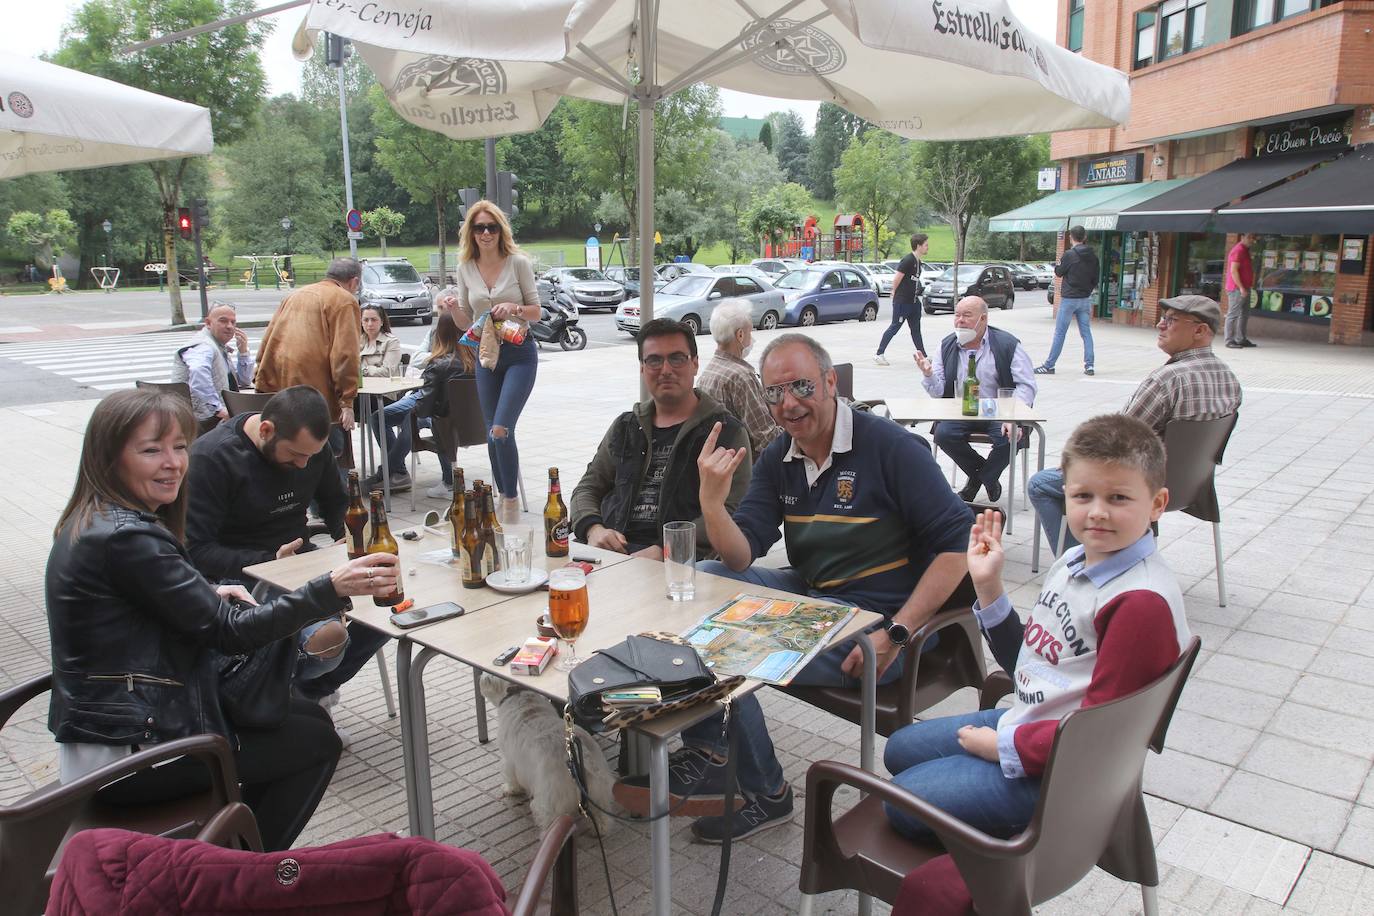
top-left (479, 541), bottom-right (499, 578)
top-left (552, 518), bottom-right (570, 548)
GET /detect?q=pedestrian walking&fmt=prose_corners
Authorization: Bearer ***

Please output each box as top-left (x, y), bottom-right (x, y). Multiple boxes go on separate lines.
top-left (1036, 225), bottom-right (1098, 376)
top-left (874, 233), bottom-right (929, 366)
top-left (1224, 233), bottom-right (1259, 349)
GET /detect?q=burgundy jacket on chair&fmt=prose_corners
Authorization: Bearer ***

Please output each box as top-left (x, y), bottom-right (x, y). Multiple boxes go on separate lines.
top-left (48, 829), bottom-right (510, 916)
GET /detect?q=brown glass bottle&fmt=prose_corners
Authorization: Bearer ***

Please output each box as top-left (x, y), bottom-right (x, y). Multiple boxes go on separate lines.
top-left (460, 495), bottom-right (485, 588)
top-left (366, 490), bottom-right (404, 607)
top-left (482, 483), bottom-right (502, 534)
top-left (544, 467), bottom-right (569, 557)
top-left (480, 487), bottom-right (501, 576)
top-left (344, 470), bottom-right (369, 559)
top-left (447, 468), bottom-right (466, 559)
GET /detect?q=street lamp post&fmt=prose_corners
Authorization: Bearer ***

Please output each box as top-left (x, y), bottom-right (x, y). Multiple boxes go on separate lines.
top-left (280, 216), bottom-right (293, 288)
top-left (101, 219), bottom-right (112, 267)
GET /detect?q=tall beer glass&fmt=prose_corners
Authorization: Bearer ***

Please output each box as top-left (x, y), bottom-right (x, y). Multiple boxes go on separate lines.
top-left (548, 566), bottom-right (589, 670)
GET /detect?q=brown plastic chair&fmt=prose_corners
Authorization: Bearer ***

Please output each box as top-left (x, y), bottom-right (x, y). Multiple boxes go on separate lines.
top-left (780, 577), bottom-right (993, 761)
top-left (220, 388), bottom-right (274, 415)
top-left (834, 362), bottom-right (855, 400)
top-left (413, 376), bottom-right (529, 510)
top-left (135, 380), bottom-right (192, 402)
top-left (797, 637), bottom-right (1201, 916)
top-left (0, 674), bottom-right (242, 915)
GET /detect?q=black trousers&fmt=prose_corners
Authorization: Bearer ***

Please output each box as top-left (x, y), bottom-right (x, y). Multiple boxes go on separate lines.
top-left (99, 699), bottom-right (342, 851)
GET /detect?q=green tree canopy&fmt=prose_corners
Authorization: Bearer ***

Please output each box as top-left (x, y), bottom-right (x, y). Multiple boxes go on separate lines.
top-left (806, 102), bottom-right (868, 199)
top-left (222, 115), bottom-right (339, 258)
top-left (769, 110), bottom-right (811, 187)
top-left (705, 135), bottom-right (784, 263)
top-left (7, 209), bottom-right (77, 270)
top-left (915, 136), bottom-right (1046, 262)
top-left (834, 131), bottom-right (919, 259)
top-left (363, 207), bottom-right (406, 255)
top-left (742, 182), bottom-right (812, 253)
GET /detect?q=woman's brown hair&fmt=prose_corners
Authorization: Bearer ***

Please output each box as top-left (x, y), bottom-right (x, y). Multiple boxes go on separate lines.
top-left (55, 389), bottom-right (198, 543)
top-left (457, 200), bottom-right (520, 264)
top-left (360, 303), bottom-right (393, 335)
top-left (429, 311), bottom-right (476, 374)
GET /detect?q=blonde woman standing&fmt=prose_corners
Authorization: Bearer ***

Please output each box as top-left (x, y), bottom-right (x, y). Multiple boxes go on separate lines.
top-left (455, 201), bottom-right (540, 512)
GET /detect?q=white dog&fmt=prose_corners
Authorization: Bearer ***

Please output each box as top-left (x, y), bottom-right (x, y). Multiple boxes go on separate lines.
top-left (479, 673), bottom-right (621, 835)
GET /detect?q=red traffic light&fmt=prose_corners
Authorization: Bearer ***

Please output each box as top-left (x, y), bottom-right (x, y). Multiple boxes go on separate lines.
top-left (177, 207), bottom-right (192, 240)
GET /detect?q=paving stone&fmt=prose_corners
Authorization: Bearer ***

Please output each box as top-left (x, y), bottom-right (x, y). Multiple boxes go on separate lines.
top-left (1334, 804), bottom-right (1374, 867)
top-left (1194, 652), bottom-right (1302, 698)
top-left (1166, 710), bottom-right (1260, 766)
top-left (1239, 734), bottom-right (1370, 801)
top-left (1156, 808), bottom-right (1309, 905)
top-left (1175, 678), bottom-right (1281, 731)
top-left (1144, 750), bottom-right (1233, 810)
top-left (1209, 772), bottom-right (1352, 850)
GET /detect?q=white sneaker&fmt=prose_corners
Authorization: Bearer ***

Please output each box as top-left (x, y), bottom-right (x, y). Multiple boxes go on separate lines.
top-left (334, 725), bottom-right (353, 750)
top-left (317, 691), bottom-right (340, 712)
top-left (873, 354), bottom-right (889, 366)
top-left (426, 482), bottom-right (453, 499)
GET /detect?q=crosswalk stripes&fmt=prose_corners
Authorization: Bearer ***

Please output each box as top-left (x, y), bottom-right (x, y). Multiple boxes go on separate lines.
top-left (0, 333), bottom-right (261, 391)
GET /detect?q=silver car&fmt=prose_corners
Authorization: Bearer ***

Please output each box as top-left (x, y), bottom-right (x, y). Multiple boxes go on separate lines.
top-left (543, 267), bottom-right (626, 312)
top-left (359, 258), bottom-right (433, 325)
top-left (615, 272), bottom-right (787, 336)
top-left (712, 264), bottom-right (775, 287)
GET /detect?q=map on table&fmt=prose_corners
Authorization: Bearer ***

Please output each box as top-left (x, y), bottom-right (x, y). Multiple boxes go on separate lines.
top-left (680, 593), bottom-right (857, 685)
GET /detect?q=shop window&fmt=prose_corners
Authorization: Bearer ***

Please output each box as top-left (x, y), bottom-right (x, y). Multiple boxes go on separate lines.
top-left (1176, 233), bottom-right (1227, 301)
top-left (1134, 11), bottom-right (1157, 69)
top-left (1068, 0), bottom-right (1085, 51)
top-left (1250, 234), bottom-right (1338, 322)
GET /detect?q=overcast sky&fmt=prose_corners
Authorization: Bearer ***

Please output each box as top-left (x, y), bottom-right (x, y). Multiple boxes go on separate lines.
top-left (6, 0), bottom-right (1058, 128)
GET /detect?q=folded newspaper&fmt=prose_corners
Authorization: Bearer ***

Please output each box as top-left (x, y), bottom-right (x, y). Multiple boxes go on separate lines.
top-left (679, 593), bottom-right (856, 686)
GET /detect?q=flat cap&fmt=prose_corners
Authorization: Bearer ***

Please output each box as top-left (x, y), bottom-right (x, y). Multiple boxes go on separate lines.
top-left (1159, 294), bottom-right (1222, 332)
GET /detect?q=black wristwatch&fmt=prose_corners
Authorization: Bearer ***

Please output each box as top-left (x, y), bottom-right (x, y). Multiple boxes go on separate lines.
top-left (885, 622), bottom-right (911, 646)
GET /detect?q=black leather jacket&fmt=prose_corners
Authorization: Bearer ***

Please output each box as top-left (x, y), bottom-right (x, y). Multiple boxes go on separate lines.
top-left (46, 505), bottom-right (347, 746)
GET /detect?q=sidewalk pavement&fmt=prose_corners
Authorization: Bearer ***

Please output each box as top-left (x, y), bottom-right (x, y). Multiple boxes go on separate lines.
top-left (2, 302), bottom-right (1374, 913)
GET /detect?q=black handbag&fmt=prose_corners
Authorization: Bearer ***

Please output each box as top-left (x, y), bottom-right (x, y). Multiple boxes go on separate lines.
top-left (214, 633), bottom-right (297, 730)
top-left (567, 633), bottom-right (743, 731)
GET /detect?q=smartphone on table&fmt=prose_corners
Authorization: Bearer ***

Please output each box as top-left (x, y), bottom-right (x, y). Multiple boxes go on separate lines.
top-left (391, 601), bottom-right (465, 629)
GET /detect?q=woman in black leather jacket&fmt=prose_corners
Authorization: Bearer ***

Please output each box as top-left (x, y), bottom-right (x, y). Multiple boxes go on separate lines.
top-left (46, 389), bottom-right (400, 849)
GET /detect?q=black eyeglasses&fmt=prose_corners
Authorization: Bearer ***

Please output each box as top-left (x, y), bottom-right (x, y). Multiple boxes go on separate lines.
top-left (762, 378), bottom-right (817, 405)
top-left (641, 352), bottom-right (691, 370)
top-left (471, 223), bottom-right (500, 235)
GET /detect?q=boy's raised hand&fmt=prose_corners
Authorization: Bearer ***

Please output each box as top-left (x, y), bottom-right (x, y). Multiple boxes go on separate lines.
top-left (966, 508), bottom-right (1005, 599)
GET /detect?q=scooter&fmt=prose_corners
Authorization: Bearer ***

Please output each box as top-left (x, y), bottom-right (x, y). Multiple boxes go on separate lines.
top-left (529, 295), bottom-right (588, 351)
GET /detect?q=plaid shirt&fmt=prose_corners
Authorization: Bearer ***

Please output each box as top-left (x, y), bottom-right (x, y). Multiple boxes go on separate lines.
top-left (697, 351), bottom-right (782, 458)
top-left (1125, 347), bottom-right (1242, 437)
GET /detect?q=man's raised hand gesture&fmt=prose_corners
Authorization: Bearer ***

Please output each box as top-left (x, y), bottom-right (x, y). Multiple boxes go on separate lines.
top-left (697, 421), bottom-right (746, 510)
top-left (913, 350), bottom-right (934, 378)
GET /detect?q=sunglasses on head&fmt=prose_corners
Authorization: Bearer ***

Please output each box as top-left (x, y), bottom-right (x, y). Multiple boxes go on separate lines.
top-left (641, 352), bottom-right (691, 370)
top-left (762, 378), bottom-right (817, 405)
top-left (472, 223), bottom-right (500, 235)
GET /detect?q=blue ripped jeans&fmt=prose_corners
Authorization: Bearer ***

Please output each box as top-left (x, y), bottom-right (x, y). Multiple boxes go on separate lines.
top-left (475, 337), bottom-right (538, 498)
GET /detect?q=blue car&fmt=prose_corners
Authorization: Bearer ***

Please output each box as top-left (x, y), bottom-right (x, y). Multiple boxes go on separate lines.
top-left (774, 266), bottom-right (881, 327)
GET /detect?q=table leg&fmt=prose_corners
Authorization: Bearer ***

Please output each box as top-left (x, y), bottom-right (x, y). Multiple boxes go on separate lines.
top-left (1031, 422), bottom-right (1047, 574)
top-left (472, 667), bottom-right (490, 744)
top-left (396, 639), bottom-right (419, 835)
top-left (1005, 433), bottom-right (1017, 536)
top-left (398, 640), bottom-right (440, 839)
top-left (377, 394), bottom-right (393, 512)
top-left (856, 631), bottom-right (876, 775)
top-left (358, 393), bottom-right (373, 486)
top-left (649, 734), bottom-right (672, 916)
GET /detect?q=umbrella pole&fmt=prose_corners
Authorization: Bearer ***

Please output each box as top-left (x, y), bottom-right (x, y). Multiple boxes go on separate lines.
top-left (636, 0), bottom-right (657, 404)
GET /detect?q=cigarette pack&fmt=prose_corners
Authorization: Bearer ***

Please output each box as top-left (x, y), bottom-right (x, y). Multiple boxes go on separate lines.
top-left (510, 636), bottom-right (558, 676)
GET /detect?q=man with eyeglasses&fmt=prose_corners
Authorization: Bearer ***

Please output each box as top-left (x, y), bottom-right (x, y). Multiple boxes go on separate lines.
top-left (1029, 294), bottom-right (1242, 552)
top-left (570, 318), bottom-right (752, 558)
top-left (613, 333), bottom-right (972, 842)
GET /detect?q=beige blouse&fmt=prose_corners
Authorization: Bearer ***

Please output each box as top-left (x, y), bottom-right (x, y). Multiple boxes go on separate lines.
top-left (360, 333), bottom-right (402, 377)
top-left (455, 251), bottom-right (540, 320)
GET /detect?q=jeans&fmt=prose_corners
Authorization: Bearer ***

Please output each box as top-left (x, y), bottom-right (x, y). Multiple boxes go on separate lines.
top-left (1224, 288), bottom-right (1249, 344)
top-left (295, 617), bottom-right (347, 682)
top-left (876, 299), bottom-right (924, 356)
top-left (934, 420), bottom-right (1017, 488)
top-left (295, 624), bottom-right (393, 701)
top-left (679, 563), bottom-right (907, 798)
top-left (882, 707), bottom-right (1040, 842)
top-left (1043, 296), bottom-right (1094, 370)
top-left (476, 338), bottom-right (538, 498)
top-left (368, 393), bottom-right (453, 485)
top-left (1028, 467), bottom-right (1077, 554)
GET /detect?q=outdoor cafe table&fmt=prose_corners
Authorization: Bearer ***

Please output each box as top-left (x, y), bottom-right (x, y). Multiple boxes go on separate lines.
top-left (356, 376), bottom-right (423, 510)
top-left (884, 397), bottom-right (1048, 541)
top-left (249, 530), bottom-right (881, 916)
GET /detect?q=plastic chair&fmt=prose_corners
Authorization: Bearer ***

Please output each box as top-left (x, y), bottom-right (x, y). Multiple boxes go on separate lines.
top-left (134, 380), bottom-right (191, 402)
top-left (220, 388), bottom-right (274, 415)
top-left (0, 674), bottom-right (243, 915)
top-left (798, 637), bottom-right (1201, 916)
top-left (413, 376), bottom-right (530, 511)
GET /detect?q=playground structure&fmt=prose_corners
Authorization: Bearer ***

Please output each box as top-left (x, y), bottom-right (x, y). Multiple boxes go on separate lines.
top-left (234, 255), bottom-right (294, 290)
top-left (89, 266), bottom-right (120, 292)
top-left (763, 214), bottom-right (868, 262)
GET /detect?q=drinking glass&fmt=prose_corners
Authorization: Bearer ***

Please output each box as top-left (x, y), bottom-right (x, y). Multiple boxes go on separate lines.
top-left (501, 525), bottom-right (533, 585)
top-left (663, 521), bottom-right (696, 601)
top-left (998, 387), bottom-right (1017, 417)
top-left (548, 566), bottom-right (589, 670)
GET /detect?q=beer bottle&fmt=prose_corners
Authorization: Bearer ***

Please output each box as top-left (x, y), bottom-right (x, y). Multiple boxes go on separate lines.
top-left (461, 495), bottom-right (485, 588)
top-left (447, 468), bottom-right (466, 560)
top-left (366, 489), bottom-right (404, 607)
top-left (479, 487), bottom-right (501, 576)
top-left (544, 467), bottom-right (569, 557)
top-left (961, 352), bottom-right (980, 417)
top-left (482, 483), bottom-right (502, 534)
top-left (344, 470), bottom-right (369, 559)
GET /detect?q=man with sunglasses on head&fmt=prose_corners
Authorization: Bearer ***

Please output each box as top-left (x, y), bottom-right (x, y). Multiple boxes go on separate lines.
top-left (614, 333), bottom-right (973, 842)
top-left (1029, 295), bottom-right (1242, 553)
top-left (570, 318), bottom-right (752, 559)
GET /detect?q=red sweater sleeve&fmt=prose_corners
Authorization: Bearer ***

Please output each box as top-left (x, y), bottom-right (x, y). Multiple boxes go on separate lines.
top-left (1011, 590), bottom-right (1181, 776)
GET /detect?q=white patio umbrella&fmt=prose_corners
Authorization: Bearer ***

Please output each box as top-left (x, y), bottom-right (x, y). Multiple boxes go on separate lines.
top-left (0, 51), bottom-right (214, 179)
top-left (296, 0), bottom-right (1130, 322)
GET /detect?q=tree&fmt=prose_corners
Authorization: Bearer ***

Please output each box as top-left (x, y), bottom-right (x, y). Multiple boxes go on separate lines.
top-left (834, 131), bottom-right (919, 260)
top-left (806, 102), bottom-right (868, 199)
top-left (63, 163), bottom-right (168, 288)
top-left (54, 0), bottom-right (271, 324)
top-left (769, 110), bottom-right (810, 186)
top-left (7, 209), bottom-right (77, 271)
top-left (363, 207), bottom-right (406, 255)
top-left (497, 101), bottom-right (588, 235)
top-left (757, 120), bottom-right (773, 152)
top-left (0, 173), bottom-right (68, 258)
top-left (742, 182), bottom-right (812, 255)
top-left (705, 135), bottom-right (784, 263)
top-left (370, 85), bottom-right (484, 282)
top-left (222, 116), bottom-right (339, 257)
top-left (915, 137), bottom-right (1044, 264)
top-left (299, 38), bottom-right (372, 108)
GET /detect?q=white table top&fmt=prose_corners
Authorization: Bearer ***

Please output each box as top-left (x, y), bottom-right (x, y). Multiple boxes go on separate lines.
top-left (885, 396), bottom-right (1047, 424)
top-left (359, 376), bottom-right (423, 397)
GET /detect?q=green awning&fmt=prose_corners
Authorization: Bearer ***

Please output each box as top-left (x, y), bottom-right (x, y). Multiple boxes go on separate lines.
top-left (988, 186), bottom-right (1135, 233)
top-left (1069, 178), bottom-right (1194, 231)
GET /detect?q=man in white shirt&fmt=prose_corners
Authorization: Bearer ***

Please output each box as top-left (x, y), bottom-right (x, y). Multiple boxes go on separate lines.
top-left (170, 302), bottom-right (254, 435)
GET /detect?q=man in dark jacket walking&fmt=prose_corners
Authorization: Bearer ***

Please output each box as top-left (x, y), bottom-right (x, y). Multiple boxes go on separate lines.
top-left (571, 318), bottom-right (752, 558)
top-left (1037, 225), bottom-right (1098, 376)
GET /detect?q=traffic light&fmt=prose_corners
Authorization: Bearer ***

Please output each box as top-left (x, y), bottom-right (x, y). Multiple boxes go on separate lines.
top-left (192, 198), bottom-right (211, 233)
top-left (177, 207), bottom-right (193, 241)
top-left (495, 171), bottom-right (519, 219)
top-left (325, 32), bottom-right (351, 68)
top-left (457, 187), bottom-right (481, 221)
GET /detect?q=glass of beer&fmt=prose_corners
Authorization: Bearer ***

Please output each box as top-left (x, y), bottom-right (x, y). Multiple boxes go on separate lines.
top-left (548, 566), bottom-right (589, 670)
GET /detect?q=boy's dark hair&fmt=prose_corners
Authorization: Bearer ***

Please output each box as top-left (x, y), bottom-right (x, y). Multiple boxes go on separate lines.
top-left (261, 386), bottom-right (332, 442)
top-left (910, 232), bottom-right (928, 249)
top-left (1069, 225), bottom-right (1087, 243)
top-left (1061, 414), bottom-right (1166, 492)
top-left (636, 318), bottom-right (697, 361)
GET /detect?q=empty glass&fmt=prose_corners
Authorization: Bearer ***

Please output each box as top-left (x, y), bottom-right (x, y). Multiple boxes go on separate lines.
top-left (998, 387), bottom-right (1017, 416)
top-left (501, 525), bottom-right (533, 585)
top-left (663, 521), bottom-right (696, 601)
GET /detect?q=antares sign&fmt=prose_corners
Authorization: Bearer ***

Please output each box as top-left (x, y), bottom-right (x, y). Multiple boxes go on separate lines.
top-left (1252, 114), bottom-right (1352, 158)
top-left (1078, 152), bottom-right (1143, 187)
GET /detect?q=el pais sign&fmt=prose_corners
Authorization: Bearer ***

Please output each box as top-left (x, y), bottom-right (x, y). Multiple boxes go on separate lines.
top-left (1078, 152), bottom-right (1143, 187)
top-left (1252, 114), bottom-right (1352, 158)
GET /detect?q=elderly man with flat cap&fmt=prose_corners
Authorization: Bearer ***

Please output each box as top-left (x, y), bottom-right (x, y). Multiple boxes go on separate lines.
top-left (1029, 294), bottom-right (1242, 552)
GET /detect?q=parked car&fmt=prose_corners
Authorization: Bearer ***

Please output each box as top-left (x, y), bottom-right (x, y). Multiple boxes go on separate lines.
top-left (1004, 263), bottom-right (1042, 291)
top-left (359, 258), bottom-right (433, 325)
top-left (860, 262), bottom-right (896, 296)
top-left (604, 266), bottom-right (641, 298)
top-left (773, 266), bottom-right (881, 327)
top-left (923, 264), bottom-right (1016, 313)
top-left (813, 260), bottom-right (888, 297)
top-left (542, 267), bottom-right (626, 312)
top-left (653, 262), bottom-right (716, 289)
top-left (1029, 263), bottom-right (1055, 287)
top-left (712, 264), bottom-right (775, 287)
top-left (749, 258), bottom-right (790, 281)
top-left (615, 272), bottom-right (786, 336)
